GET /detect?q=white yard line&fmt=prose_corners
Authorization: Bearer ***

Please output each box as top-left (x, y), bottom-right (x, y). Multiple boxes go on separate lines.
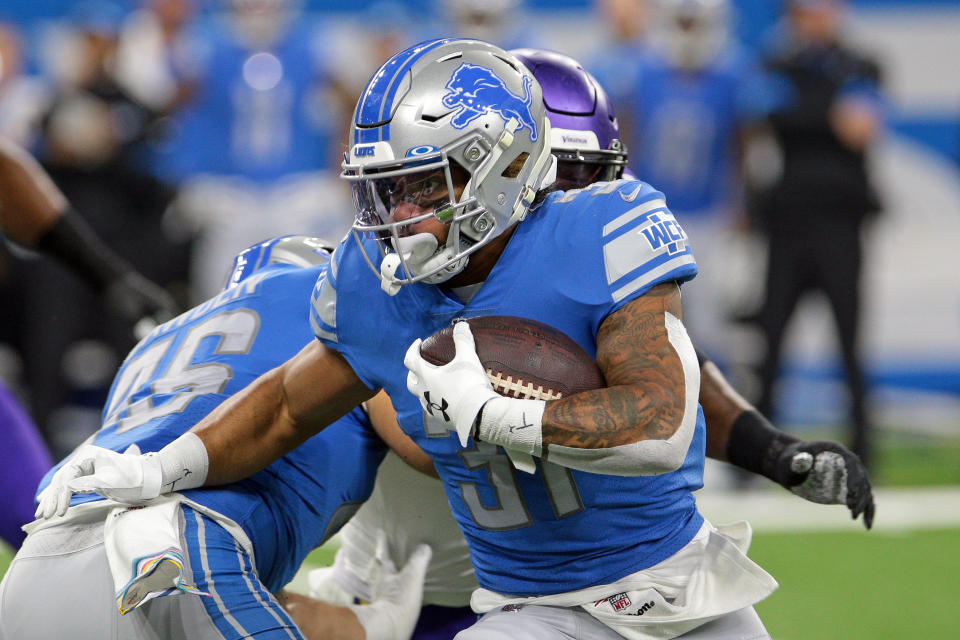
top-left (696, 486), bottom-right (960, 533)
top-left (284, 487), bottom-right (960, 594)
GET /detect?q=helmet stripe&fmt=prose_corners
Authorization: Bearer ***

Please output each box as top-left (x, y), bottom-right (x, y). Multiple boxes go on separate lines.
top-left (354, 39), bottom-right (460, 144)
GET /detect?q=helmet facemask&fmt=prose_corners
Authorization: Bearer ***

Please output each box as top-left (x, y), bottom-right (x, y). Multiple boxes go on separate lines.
top-left (509, 48), bottom-right (627, 192)
top-left (553, 139), bottom-right (628, 191)
top-left (342, 40), bottom-right (556, 295)
top-left (345, 149), bottom-right (493, 293)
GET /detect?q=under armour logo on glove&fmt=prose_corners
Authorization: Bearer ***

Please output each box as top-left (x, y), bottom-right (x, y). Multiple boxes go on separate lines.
top-left (404, 323), bottom-right (501, 447)
top-left (423, 392), bottom-right (451, 422)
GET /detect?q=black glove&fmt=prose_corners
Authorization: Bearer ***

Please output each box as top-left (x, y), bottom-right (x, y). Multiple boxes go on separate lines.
top-left (727, 411), bottom-right (876, 530)
top-left (35, 209), bottom-right (179, 330)
top-left (104, 270), bottom-right (179, 328)
top-left (774, 440), bottom-right (876, 530)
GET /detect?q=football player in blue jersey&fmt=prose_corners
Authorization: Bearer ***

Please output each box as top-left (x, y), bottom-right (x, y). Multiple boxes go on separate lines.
top-left (288, 47), bottom-right (873, 640)
top-left (42, 39), bottom-right (870, 640)
top-left (0, 236), bottom-right (431, 640)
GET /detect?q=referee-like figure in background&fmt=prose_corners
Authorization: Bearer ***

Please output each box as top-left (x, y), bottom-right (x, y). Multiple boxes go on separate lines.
top-left (749, 0), bottom-right (885, 470)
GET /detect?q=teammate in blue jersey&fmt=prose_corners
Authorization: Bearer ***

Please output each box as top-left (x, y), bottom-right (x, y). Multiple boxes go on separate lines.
top-left (0, 236), bottom-right (431, 640)
top-left (168, 1), bottom-right (338, 181)
top-left (619, 0), bottom-right (766, 216)
top-left (42, 39), bottom-right (870, 640)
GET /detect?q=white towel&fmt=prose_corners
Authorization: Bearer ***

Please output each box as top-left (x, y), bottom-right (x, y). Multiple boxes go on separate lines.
top-left (103, 495), bottom-right (210, 614)
top-left (471, 520), bottom-right (778, 640)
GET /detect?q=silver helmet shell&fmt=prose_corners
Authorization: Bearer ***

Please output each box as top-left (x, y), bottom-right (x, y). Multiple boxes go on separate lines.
top-left (341, 38), bottom-right (556, 294)
top-left (223, 235), bottom-right (333, 290)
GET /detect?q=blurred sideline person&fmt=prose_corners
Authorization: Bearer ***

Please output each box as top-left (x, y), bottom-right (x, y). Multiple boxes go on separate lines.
top-left (0, 135), bottom-right (174, 548)
top-left (750, 0), bottom-right (884, 469)
top-left (604, 0), bottom-right (770, 364)
top-left (0, 21), bottom-right (53, 147)
top-left (37, 39), bottom-right (874, 640)
top-left (163, 0), bottom-right (352, 300)
top-left (437, 0), bottom-right (534, 51)
top-left (287, 48), bottom-right (875, 640)
top-left (23, 1), bottom-right (189, 442)
top-left (113, 0), bottom-right (198, 117)
top-left (585, 0), bottom-right (650, 107)
top-left (0, 236), bottom-right (430, 640)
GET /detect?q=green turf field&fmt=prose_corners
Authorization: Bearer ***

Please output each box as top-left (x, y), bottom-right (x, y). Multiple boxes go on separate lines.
top-left (4, 527), bottom-right (954, 638)
top-left (3, 435), bottom-right (958, 637)
top-left (750, 528), bottom-right (959, 639)
top-left (296, 527), bottom-right (959, 639)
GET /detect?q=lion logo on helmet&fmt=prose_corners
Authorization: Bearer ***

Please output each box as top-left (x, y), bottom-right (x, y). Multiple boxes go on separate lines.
top-left (442, 63), bottom-right (539, 142)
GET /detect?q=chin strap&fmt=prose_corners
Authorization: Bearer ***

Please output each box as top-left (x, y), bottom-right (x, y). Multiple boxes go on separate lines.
top-left (512, 118), bottom-right (556, 223)
top-left (381, 233), bottom-right (462, 296)
top-left (379, 255), bottom-right (404, 296)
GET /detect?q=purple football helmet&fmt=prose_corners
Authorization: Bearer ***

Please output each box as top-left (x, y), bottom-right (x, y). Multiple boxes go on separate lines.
top-left (510, 48), bottom-right (628, 190)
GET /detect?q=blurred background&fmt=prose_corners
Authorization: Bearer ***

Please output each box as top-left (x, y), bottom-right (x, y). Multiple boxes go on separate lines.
top-left (0, 0), bottom-right (957, 637)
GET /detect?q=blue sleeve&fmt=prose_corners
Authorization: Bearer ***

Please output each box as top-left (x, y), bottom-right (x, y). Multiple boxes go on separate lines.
top-left (577, 180), bottom-right (699, 316)
top-left (309, 242), bottom-right (381, 391)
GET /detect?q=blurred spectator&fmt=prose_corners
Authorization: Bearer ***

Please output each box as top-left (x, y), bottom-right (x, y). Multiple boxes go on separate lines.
top-left (18, 0), bottom-right (188, 451)
top-left (434, 0), bottom-right (539, 50)
top-left (0, 22), bottom-right (53, 147)
top-left (586, 0), bottom-right (651, 102)
top-left (599, 0), bottom-right (770, 364)
top-left (163, 0), bottom-right (352, 299)
top-left (321, 1), bottom-right (420, 144)
top-left (749, 0), bottom-right (884, 469)
top-left (113, 0), bottom-right (197, 115)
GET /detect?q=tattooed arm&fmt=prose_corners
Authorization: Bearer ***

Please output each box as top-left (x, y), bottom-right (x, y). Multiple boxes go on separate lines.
top-left (408, 281), bottom-right (699, 476)
top-left (536, 282), bottom-right (701, 475)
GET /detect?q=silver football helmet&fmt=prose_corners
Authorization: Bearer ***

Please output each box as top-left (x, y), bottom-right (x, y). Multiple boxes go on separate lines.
top-left (223, 235), bottom-right (333, 290)
top-left (341, 38), bottom-right (556, 295)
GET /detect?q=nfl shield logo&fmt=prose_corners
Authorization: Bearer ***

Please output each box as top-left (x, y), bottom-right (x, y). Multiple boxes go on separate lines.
top-left (608, 592), bottom-right (632, 612)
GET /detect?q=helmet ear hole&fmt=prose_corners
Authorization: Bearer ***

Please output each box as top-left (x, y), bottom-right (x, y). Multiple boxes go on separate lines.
top-left (501, 152), bottom-right (529, 179)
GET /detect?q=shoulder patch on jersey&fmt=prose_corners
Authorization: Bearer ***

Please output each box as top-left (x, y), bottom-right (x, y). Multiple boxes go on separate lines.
top-left (600, 194), bottom-right (696, 303)
top-left (310, 271), bottom-right (338, 343)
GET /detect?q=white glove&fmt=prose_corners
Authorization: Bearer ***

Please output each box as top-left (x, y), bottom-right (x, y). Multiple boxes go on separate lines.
top-left (349, 542), bottom-right (433, 640)
top-left (35, 433), bottom-right (208, 519)
top-left (35, 444), bottom-right (157, 519)
top-left (306, 566), bottom-right (356, 606)
top-left (404, 321), bottom-right (500, 447)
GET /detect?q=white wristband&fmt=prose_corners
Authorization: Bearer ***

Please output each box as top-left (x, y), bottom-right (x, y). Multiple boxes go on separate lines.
top-left (476, 397), bottom-right (545, 457)
top-left (156, 432), bottom-right (209, 493)
top-left (348, 603), bottom-right (396, 640)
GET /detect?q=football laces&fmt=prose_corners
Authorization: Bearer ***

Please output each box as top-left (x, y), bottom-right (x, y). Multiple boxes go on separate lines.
top-left (485, 369), bottom-right (563, 401)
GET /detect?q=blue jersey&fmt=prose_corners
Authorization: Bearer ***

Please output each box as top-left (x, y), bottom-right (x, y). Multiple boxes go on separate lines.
top-left (38, 264), bottom-right (386, 592)
top-left (311, 180), bottom-right (706, 596)
top-left (621, 48), bottom-right (768, 216)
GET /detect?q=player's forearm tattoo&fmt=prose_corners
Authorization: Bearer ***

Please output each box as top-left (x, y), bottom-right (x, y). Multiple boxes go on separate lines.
top-left (542, 282), bottom-right (687, 449)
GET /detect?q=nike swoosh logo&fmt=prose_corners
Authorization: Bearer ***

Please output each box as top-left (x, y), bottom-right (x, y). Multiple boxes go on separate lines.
top-left (619, 184), bottom-right (644, 202)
